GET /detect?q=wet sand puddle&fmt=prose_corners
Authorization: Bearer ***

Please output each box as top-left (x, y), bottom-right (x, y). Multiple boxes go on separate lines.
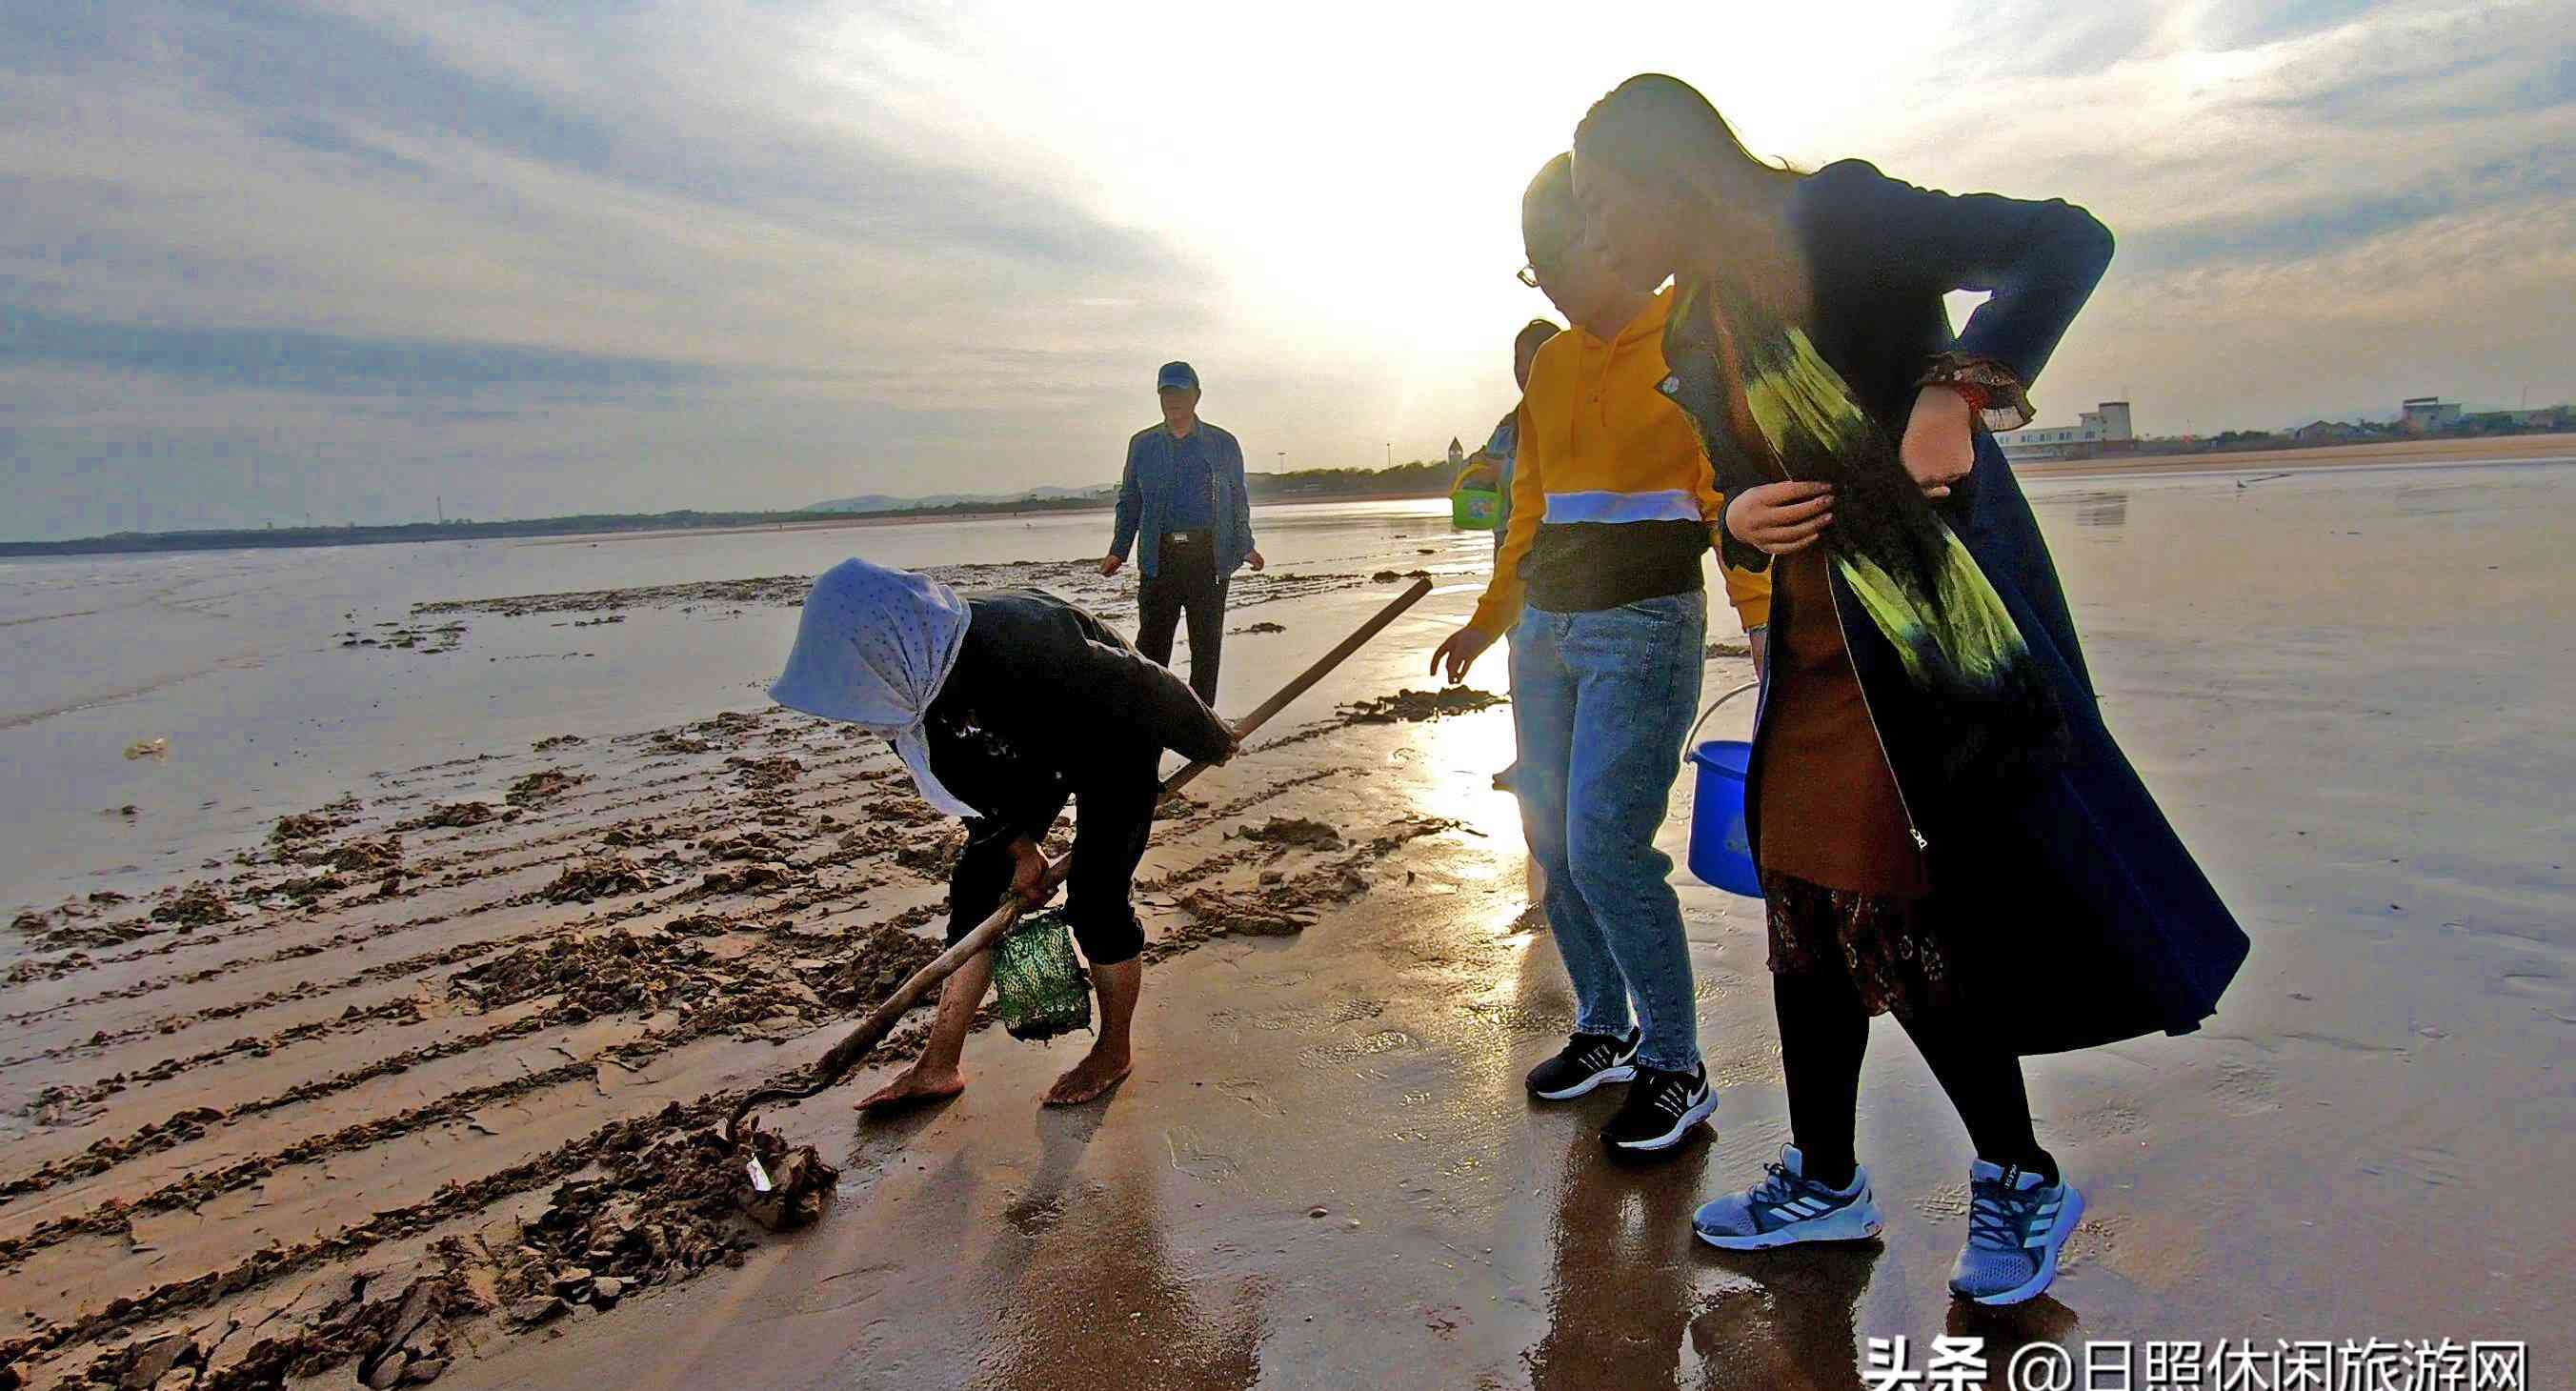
top-left (0, 572), bottom-right (1498, 1390)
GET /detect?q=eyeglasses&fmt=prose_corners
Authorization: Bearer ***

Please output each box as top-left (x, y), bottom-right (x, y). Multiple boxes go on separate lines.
top-left (1516, 264), bottom-right (1541, 289)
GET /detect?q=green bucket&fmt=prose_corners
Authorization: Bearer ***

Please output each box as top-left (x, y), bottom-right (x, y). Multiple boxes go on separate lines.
top-left (991, 910), bottom-right (1093, 1042)
top-left (1451, 488), bottom-right (1501, 531)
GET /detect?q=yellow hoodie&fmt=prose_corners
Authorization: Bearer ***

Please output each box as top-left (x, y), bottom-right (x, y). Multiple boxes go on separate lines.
top-left (1469, 287), bottom-right (1772, 637)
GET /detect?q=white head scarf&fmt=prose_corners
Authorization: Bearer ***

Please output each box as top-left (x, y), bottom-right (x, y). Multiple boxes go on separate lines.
top-left (769, 557), bottom-right (979, 817)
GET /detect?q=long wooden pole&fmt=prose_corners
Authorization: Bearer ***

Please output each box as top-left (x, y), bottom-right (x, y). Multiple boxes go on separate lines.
top-left (729, 575), bottom-right (1434, 1137)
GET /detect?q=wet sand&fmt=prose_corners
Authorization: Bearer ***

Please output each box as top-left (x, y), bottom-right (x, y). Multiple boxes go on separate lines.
top-left (4, 460), bottom-right (2570, 1388)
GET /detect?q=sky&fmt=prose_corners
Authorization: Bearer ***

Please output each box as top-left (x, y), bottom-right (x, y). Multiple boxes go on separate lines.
top-left (2, 0), bottom-right (2571, 540)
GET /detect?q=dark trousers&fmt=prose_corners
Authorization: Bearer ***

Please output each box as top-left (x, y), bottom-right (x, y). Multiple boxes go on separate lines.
top-left (1774, 968), bottom-right (2052, 1189)
top-left (945, 744), bottom-right (1159, 966)
top-left (1136, 532), bottom-right (1227, 707)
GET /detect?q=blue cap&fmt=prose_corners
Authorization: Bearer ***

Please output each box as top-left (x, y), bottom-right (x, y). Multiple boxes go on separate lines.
top-left (1156, 360), bottom-right (1199, 392)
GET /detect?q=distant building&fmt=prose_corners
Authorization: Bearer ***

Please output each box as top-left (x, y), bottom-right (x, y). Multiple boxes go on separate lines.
top-left (1995, 401), bottom-right (2135, 461)
top-left (2401, 397), bottom-right (2463, 433)
top-left (2294, 420), bottom-right (2368, 445)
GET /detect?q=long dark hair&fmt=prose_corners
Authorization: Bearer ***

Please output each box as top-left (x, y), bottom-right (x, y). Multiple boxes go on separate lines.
top-left (1574, 73), bottom-right (1932, 557)
top-left (1574, 74), bottom-right (1806, 312)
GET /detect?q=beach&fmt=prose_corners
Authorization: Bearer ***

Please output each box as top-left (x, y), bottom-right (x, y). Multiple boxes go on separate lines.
top-left (3, 456), bottom-right (2570, 1389)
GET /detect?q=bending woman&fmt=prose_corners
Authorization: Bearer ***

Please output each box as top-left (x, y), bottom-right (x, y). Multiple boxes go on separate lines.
top-left (1570, 74), bottom-right (2246, 1306)
top-left (1430, 152), bottom-right (1772, 1158)
top-left (771, 558), bottom-right (1236, 1108)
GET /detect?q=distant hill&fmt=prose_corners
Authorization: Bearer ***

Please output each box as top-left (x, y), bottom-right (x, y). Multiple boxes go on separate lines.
top-left (804, 484), bottom-right (1115, 514)
top-left (4, 461), bottom-right (1464, 558)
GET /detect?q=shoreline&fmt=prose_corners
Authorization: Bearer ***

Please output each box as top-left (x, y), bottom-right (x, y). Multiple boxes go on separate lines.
top-left (9, 435), bottom-right (2569, 561)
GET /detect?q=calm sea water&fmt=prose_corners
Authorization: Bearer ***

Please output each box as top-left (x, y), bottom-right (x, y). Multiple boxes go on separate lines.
top-left (6, 463), bottom-right (2569, 911)
top-left (0, 500), bottom-right (1465, 903)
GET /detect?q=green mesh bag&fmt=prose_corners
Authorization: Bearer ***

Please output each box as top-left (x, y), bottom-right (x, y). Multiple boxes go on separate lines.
top-left (991, 910), bottom-right (1093, 1042)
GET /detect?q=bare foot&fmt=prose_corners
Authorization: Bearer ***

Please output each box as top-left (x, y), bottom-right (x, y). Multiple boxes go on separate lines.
top-left (1041, 1047), bottom-right (1132, 1106)
top-left (860, 1064), bottom-right (964, 1114)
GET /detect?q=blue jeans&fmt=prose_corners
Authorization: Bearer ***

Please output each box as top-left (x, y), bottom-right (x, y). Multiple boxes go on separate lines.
top-left (1511, 592), bottom-right (1707, 1073)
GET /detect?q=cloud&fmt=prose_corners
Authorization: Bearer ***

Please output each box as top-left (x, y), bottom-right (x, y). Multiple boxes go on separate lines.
top-left (0, 0), bottom-right (2569, 540)
top-left (0, 306), bottom-right (719, 397)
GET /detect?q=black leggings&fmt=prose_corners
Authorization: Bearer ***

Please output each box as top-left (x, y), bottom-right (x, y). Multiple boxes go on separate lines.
top-left (946, 753), bottom-right (1158, 966)
top-left (1775, 966), bottom-right (2052, 1189)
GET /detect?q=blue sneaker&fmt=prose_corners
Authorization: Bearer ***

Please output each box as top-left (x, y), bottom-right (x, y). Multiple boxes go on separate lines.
top-left (1949, 1159), bottom-right (2083, 1306)
top-left (1693, 1145), bottom-right (1886, 1249)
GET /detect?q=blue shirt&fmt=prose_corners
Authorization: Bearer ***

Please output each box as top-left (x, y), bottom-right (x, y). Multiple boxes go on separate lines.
top-left (1162, 426), bottom-right (1219, 531)
top-left (1111, 419), bottom-right (1256, 578)
top-left (1481, 410), bottom-right (1519, 554)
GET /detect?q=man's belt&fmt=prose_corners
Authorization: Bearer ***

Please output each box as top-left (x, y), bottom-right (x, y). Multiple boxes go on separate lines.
top-left (1161, 530), bottom-right (1205, 544)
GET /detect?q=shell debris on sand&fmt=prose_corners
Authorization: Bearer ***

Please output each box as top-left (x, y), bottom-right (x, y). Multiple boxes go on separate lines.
top-left (1339, 688), bottom-right (1507, 723)
top-left (1236, 816), bottom-right (1345, 850)
top-left (541, 856), bottom-right (663, 904)
top-left (0, 632), bottom-right (1475, 1388)
top-left (505, 769), bottom-right (587, 807)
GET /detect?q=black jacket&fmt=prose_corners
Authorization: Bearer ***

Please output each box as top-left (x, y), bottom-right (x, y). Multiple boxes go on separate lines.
top-left (1665, 160), bottom-right (2249, 1054)
top-left (924, 588), bottom-right (1233, 846)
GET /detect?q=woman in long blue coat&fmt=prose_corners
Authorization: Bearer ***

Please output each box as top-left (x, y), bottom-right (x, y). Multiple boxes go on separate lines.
top-left (1569, 73), bottom-right (2247, 1307)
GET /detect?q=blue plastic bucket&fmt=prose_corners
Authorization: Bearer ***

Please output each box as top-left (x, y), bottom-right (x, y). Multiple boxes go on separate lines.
top-left (1683, 681), bottom-right (1763, 898)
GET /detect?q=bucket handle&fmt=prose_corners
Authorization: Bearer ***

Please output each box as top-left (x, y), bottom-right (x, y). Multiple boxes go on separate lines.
top-left (1685, 680), bottom-right (1761, 751)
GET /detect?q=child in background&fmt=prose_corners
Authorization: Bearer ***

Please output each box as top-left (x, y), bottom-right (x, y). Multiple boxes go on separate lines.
top-left (1430, 153), bottom-right (1772, 1157)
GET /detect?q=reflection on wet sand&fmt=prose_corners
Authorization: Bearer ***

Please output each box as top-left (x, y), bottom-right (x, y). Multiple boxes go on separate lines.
top-left (1689, 1244), bottom-right (1879, 1391)
top-left (981, 1109), bottom-right (1267, 1391)
top-left (1521, 1109), bottom-right (1903, 1390)
top-left (1944, 1296), bottom-right (2083, 1385)
top-left (1524, 1128), bottom-right (1714, 1388)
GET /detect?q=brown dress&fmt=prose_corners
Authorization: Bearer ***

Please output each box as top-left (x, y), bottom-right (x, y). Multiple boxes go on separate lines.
top-left (1756, 549), bottom-right (1956, 1015)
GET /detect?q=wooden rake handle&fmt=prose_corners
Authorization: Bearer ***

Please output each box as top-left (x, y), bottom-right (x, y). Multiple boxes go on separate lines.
top-left (727, 575), bottom-right (1436, 1135)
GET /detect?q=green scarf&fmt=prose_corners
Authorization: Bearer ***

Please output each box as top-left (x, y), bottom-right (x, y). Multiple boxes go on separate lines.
top-left (1677, 278), bottom-right (2063, 777)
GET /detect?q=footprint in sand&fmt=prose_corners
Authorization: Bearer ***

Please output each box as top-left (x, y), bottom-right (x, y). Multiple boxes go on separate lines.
top-left (1914, 1182), bottom-right (1972, 1221)
top-left (2210, 1057), bottom-right (2283, 1117)
top-left (2054, 1211), bottom-right (2123, 1274)
top-left (1459, 998), bottom-right (1577, 1038)
top-left (1215, 1079), bottom-right (1285, 1118)
top-left (1165, 1126), bottom-right (1242, 1182)
top-left (1690, 971), bottom-right (1751, 1002)
top-left (1295, 1028), bottom-right (1421, 1067)
top-left (1235, 998), bottom-right (1388, 1036)
top-left (1708, 1039), bottom-right (1785, 1090)
top-left (2063, 1100), bottom-right (2151, 1142)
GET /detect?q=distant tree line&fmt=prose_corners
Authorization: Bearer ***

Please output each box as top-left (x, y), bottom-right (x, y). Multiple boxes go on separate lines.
top-left (1245, 458), bottom-right (1457, 501)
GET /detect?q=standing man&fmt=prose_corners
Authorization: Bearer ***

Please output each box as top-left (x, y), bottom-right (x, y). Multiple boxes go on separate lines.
top-left (1101, 361), bottom-right (1263, 707)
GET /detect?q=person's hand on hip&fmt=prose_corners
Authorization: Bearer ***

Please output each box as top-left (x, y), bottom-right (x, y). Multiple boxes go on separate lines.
top-left (1901, 385), bottom-right (1976, 499)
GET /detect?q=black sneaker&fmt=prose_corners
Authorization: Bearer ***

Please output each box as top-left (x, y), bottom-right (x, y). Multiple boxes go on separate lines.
top-left (1601, 1062), bottom-right (1715, 1153)
top-left (1525, 1028), bottom-right (1640, 1100)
